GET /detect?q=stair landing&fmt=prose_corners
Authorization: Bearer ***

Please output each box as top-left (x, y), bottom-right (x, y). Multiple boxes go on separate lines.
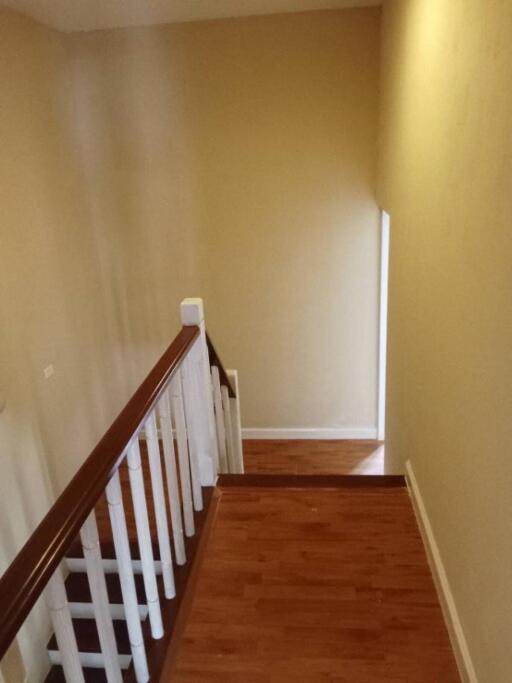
top-left (164, 477), bottom-right (461, 682)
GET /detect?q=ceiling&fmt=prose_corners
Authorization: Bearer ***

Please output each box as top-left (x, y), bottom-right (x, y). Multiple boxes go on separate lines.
top-left (2, 0), bottom-right (381, 33)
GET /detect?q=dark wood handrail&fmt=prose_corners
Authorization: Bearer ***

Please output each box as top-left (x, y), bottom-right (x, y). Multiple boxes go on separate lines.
top-left (206, 333), bottom-right (236, 398)
top-left (0, 325), bottom-right (199, 658)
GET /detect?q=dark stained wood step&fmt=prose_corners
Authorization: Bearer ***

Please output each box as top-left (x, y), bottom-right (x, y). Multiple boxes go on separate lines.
top-left (65, 572), bottom-right (147, 606)
top-left (66, 539), bottom-right (161, 561)
top-left (45, 666), bottom-right (107, 683)
top-left (47, 619), bottom-right (131, 656)
top-left (218, 474), bottom-right (406, 488)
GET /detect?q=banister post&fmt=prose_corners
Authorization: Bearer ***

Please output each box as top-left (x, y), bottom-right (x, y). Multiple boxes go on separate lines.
top-left (180, 298), bottom-right (219, 485)
top-left (227, 369), bottom-right (244, 473)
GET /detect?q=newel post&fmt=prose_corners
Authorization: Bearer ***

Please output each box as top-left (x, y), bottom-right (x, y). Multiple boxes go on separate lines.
top-left (180, 298), bottom-right (219, 485)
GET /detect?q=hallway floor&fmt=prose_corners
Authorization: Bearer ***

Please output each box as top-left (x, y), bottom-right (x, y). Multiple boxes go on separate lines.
top-left (166, 479), bottom-right (460, 682)
top-left (243, 439), bottom-right (385, 475)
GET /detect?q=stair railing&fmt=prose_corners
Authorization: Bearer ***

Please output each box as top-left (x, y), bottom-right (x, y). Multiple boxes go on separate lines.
top-left (207, 334), bottom-right (244, 474)
top-left (0, 297), bottom-right (243, 683)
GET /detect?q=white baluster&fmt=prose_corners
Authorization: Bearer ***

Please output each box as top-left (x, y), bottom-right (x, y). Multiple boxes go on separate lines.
top-left (46, 570), bottom-right (85, 683)
top-left (180, 355), bottom-right (204, 511)
top-left (181, 298), bottom-right (219, 484)
top-left (227, 369), bottom-right (244, 474)
top-left (80, 512), bottom-right (123, 683)
top-left (106, 470), bottom-right (149, 683)
top-left (221, 385), bottom-right (236, 474)
top-left (170, 373), bottom-right (195, 536)
top-left (127, 440), bottom-right (163, 639)
top-left (211, 366), bottom-right (228, 473)
top-left (158, 391), bottom-right (186, 565)
top-left (144, 412), bottom-right (175, 599)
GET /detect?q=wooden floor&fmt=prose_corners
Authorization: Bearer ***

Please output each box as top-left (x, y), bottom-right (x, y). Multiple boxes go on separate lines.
top-left (88, 440), bottom-right (458, 681)
top-left (243, 439), bottom-right (385, 475)
top-left (92, 440), bottom-right (384, 542)
top-left (166, 484), bottom-right (460, 682)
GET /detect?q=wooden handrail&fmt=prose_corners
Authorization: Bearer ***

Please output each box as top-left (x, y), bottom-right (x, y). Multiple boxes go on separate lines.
top-left (0, 325), bottom-right (199, 658)
top-left (206, 333), bottom-right (236, 398)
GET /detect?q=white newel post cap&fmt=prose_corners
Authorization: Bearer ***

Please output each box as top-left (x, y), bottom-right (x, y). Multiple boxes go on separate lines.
top-left (180, 298), bottom-right (204, 326)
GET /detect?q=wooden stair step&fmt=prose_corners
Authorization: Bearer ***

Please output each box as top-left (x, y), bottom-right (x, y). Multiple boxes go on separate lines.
top-left (65, 572), bottom-right (146, 606)
top-left (66, 539), bottom-right (161, 561)
top-left (47, 619), bottom-right (131, 667)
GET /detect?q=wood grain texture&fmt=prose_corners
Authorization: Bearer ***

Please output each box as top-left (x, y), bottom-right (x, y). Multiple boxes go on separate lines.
top-left (167, 486), bottom-right (460, 682)
top-left (243, 439), bottom-right (385, 475)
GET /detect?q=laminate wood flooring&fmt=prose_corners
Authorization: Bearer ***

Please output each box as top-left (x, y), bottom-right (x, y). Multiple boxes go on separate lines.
top-left (243, 439), bottom-right (385, 475)
top-left (167, 484), bottom-right (460, 682)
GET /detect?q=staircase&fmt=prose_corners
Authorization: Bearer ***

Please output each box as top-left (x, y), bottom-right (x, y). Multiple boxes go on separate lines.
top-left (45, 484), bottom-right (214, 682)
top-left (0, 298), bottom-right (242, 683)
top-left (0, 297), bottom-right (462, 683)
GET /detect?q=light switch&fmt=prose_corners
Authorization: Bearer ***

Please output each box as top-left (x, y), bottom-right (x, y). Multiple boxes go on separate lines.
top-left (43, 365), bottom-right (54, 379)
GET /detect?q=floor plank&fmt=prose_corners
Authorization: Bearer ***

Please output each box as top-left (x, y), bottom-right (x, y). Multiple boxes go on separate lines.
top-left (166, 486), bottom-right (460, 682)
top-left (243, 439), bottom-right (385, 475)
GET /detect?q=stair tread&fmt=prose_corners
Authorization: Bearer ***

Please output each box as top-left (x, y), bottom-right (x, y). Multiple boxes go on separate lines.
top-left (47, 618), bottom-right (131, 655)
top-left (45, 666), bottom-right (107, 683)
top-left (66, 539), bottom-right (161, 561)
top-left (65, 572), bottom-right (146, 605)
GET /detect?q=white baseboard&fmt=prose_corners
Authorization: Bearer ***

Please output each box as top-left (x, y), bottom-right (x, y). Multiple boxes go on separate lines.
top-left (242, 427), bottom-right (378, 440)
top-left (405, 460), bottom-right (478, 683)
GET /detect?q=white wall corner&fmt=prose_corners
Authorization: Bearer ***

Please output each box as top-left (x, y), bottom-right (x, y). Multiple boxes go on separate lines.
top-left (241, 427), bottom-right (378, 440)
top-left (377, 209), bottom-right (390, 441)
top-left (180, 298), bottom-right (204, 326)
top-left (405, 460), bottom-right (479, 683)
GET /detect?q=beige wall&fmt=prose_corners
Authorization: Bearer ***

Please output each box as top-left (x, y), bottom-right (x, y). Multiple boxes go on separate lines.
top-left (0, 7), bottom-right (207, 492)
top-left (1, 6), bottom-right (380, 676)
top-left (0, 8), bottom-right (200, 678)
top-left (0, 11), bottom-right (96, 680)
top-left (193, 11), bottom-right (381, 431)
top-left (378, 0), bottom-right (512, 679)
top-left (0, 7), bottom-right (202, 500)
top-left (71, 8), bottom-right (382, 433)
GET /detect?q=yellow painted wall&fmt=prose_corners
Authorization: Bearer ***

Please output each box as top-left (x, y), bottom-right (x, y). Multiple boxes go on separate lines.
top-left (191, 11), bottom-right (381, 431)
top-left (2, 8), bottom-right (380, 674)
top-left (0, 6), bottom-right (203, 500)
top-left (0, 10), bottom-right (98, 679)
top-left (378, 0), bottom-right (512, 679)
top-left (71, 8), bottom-right (381, 432)
top-left (0, 9), bottom-right (200, 677)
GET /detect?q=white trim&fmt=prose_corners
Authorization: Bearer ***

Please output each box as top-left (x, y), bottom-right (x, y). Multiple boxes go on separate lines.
top-left (377, 210), bottom-right (390, 441)
top-left (47, 650), bottom-right (132, 670)
top-left (242, 428), bottom-right (378, 440)
top-left (405, 460), bottom-right (478, 683)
